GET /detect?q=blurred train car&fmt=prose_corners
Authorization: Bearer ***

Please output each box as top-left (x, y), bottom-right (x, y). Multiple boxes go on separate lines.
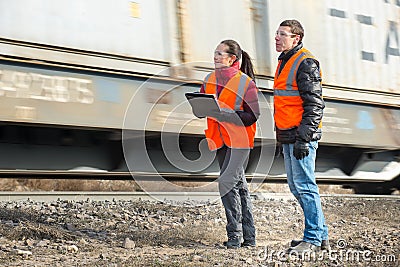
top-left (0, 0), bottom-right (399, 194)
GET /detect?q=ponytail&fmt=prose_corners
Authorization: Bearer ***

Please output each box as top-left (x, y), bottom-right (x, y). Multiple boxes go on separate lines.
top-left (240, 50), bottom-right (255, 82)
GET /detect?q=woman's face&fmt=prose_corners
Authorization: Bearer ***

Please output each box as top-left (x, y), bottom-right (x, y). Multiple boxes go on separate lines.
top-left (214, 43), bottom-right (236, 69)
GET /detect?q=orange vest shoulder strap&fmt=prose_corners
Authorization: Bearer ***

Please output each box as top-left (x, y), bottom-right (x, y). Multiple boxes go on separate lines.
top-left (221, 71), bottom-right (251, 111)
top-left (204, 72), bottom-right (216, 94)
top-left (283, 48), bottom-right (315, 90)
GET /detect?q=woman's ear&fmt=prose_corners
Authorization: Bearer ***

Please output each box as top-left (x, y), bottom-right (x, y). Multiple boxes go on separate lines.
top-left (229, 55), bottom-right (237, 65)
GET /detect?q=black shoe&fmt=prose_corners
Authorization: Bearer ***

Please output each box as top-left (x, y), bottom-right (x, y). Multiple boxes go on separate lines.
top-left (288, 241), bottom-right (320, 254)
top-left (223, 238), bottom-right (241, 249)
top-left (241, 240), bottom-right (256, 247)
top-left (291, 239), bottom-right (329, 251)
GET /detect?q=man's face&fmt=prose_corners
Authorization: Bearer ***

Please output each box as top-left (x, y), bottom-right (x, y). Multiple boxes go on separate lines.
top-left (275, 26), bottom-right (300, 53)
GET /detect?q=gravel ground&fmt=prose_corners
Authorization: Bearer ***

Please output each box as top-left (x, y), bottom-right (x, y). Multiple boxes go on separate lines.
top-left (0, 193), bottom-right (398, 267)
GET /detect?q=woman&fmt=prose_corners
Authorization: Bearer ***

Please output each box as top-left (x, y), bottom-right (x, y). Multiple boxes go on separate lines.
top-left (200, 40), bottom-right (260, 248)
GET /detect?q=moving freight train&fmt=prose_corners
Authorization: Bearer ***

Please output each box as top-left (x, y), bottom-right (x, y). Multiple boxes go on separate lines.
top-left (0, 0), bottom-right (399, 194)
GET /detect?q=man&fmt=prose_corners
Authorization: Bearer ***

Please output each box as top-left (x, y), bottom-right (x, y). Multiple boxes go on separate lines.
top-left (273, 19), bottom-right (329, 253)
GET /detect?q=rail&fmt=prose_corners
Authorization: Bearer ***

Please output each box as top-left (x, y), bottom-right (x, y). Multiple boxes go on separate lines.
top-left (0, 169), bottom-right (392, 184)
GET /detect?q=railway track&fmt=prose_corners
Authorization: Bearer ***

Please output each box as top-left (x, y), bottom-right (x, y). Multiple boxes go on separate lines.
top-left (0, 169), bottom-right (395, 185)
top-left (0, 191), bottom-right (398, 202)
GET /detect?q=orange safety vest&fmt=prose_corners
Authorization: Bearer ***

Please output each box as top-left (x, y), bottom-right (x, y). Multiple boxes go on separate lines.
top-left (273, 47), bottom-right (321, 130)
top-left (203, 71), bottom-right (257, 150)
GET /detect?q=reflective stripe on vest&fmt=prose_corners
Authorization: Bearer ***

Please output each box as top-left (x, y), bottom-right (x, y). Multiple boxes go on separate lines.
top-left (203, 71), bottom-right (256, 150)
top-left (273, 48), bottom-right (317, 130)
top-left (203, 72), bottom-right (249, 110)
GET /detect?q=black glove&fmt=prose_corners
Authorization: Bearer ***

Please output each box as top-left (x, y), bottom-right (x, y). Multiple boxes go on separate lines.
top-left (293, 139), bottom-right (309, 160)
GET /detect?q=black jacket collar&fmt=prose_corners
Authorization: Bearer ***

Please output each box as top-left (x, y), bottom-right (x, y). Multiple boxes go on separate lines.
top-left (278, 43), bottom-right (303, 74)
top-left (278, 43), bottom-right (303, 61)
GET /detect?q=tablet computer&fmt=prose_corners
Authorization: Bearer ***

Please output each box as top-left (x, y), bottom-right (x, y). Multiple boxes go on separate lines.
top-left (185, 92), bottom-right (220, 118)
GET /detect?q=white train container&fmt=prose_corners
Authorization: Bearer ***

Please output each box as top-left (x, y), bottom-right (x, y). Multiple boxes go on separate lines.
top-left (1, 0), bottom-right (398, 103)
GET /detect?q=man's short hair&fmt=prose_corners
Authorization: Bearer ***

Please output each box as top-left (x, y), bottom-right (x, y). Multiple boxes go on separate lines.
top-left (280, 19), bottom-right (304, 42)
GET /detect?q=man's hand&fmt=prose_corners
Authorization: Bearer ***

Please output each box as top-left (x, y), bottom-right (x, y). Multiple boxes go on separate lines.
top-left (293, 139), bottom-right (309, 160)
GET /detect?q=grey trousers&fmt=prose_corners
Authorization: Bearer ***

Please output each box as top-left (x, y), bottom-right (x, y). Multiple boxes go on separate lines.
top-left (217, 146), bottom-right (256, 242)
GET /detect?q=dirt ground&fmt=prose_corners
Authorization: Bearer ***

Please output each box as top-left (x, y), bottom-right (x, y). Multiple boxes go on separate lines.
top-left (0, 179), bottom-right (398, 266)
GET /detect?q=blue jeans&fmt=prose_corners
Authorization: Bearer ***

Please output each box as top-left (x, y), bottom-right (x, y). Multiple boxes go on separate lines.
top-left (217, 146), bottom-right (256, 242)
top-left (282, 141), bottom-right (328, 246)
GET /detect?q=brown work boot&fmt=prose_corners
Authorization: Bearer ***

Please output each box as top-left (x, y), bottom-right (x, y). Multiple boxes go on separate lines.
top-left (291, 239), bottom-right (330, 251)
top-left (288, 241), bottom-right (320, 254)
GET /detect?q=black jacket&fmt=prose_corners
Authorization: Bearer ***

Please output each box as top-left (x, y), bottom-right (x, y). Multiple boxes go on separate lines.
top-left (276, 43), bottom-right (325, 143)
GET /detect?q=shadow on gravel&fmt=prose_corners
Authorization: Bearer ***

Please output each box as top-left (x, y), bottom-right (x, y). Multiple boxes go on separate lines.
top-left (0, 207), bottom-right (75, 241)
top-left (0, 204), bottom-right (225, 248)
top-left (122, 226), bottom-right (220, 247)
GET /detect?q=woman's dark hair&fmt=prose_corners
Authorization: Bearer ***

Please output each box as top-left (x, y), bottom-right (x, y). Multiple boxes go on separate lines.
top-left (220, 39), bottom-right (256, 81)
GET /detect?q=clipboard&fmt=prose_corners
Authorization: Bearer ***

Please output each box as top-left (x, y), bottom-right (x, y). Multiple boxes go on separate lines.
top-left (185, 92), bottom-right (220, 118)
